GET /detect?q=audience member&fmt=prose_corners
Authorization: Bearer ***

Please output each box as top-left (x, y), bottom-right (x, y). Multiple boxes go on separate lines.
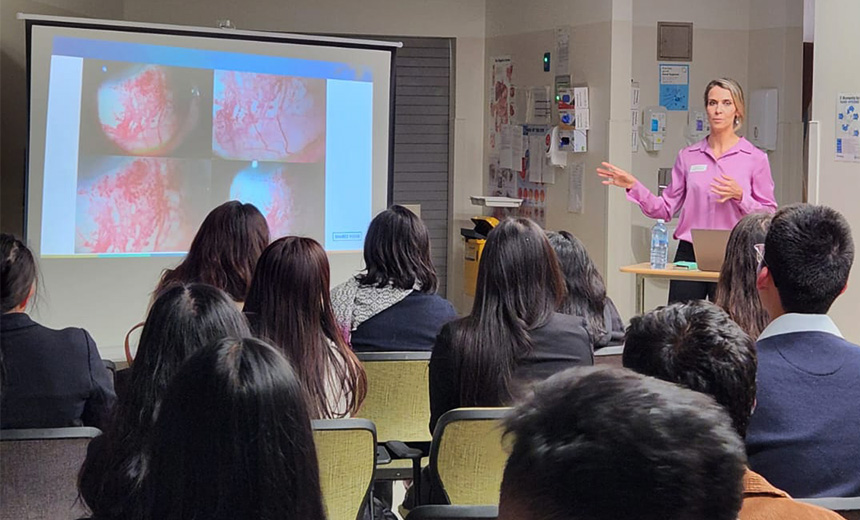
top-left (331, 205), bottom-right (456, 352)
top-left (714, 212), bottom-right (773, 338)
top-left (429, 217), bottom-right (592, 432)
top-left (623, 300), bottom-right (842, 519)
top-left (244, 236), bottom-right (367, 419)
top-left (155, 200), bottom-right (269, 304)
top-left (547, 230), bottom-right (625, 348)
top-left (136, 337), bottom-right (325, 520)
top-left (79, 283), bottom-right (250, 520)
top-left (747, 203), bottom-right (859, 498)
top-left (0, 234), bottom-right (115, 429)
top-left (498, 367), bottom-right (746, 520)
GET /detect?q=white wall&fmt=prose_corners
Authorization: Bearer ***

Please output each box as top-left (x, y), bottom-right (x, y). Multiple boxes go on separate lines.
top-left (106, 0), bottom-right (485, 317)
top-left (810, 0), bottom-right (860, 342)
top-left (483, 0), bottom-right (615, 307)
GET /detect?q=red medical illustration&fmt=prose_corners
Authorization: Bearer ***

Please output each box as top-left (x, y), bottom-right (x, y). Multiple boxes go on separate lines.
top-left (213, 71), bottom-right (325, 162)
top-left (229, 165), bottom-right (294, 239)
top-left (77, 158), bottom-right (191, 253)
top-left (97, 65), bottom-right (199, 155)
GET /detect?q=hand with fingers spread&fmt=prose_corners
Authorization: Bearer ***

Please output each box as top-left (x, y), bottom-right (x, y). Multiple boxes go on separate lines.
top-left (597, 162), bottom-right (637, 190)
top-left (710, 174), bottom-right (743, 203)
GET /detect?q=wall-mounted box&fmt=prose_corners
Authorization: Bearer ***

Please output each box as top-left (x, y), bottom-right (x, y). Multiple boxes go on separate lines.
top-left (749, 88), bottom-right (778, 151)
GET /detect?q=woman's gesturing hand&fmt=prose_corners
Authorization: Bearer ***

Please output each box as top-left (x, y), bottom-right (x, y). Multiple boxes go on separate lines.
top-left (710, 174), bottom-right (743, 203)
top-left (597, 162), bottom-right (637, 190)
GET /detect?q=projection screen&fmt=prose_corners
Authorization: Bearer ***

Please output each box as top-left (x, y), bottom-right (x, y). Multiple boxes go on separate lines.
top-left (22, 14), bottom-right (397, 360)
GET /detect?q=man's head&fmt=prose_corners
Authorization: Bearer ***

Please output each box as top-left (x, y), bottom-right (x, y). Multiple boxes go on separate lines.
top-left (622, 300), bottom-right (757, 438)
top-left (498, 367), bottom-right (746, 520)
top-left (757, 204), bottom-right (854, 316)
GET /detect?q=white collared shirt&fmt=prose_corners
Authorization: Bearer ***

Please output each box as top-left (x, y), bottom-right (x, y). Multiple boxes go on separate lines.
top-left (757, 313), bottom-right (844, 341)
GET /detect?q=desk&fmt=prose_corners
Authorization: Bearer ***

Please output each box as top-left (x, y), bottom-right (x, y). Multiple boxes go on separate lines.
top-left (620, 263), bottom-right (720, 315)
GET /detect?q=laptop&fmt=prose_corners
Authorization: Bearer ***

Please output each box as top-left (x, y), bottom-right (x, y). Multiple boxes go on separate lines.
top-left (691, 229), bottom-right (731, 272)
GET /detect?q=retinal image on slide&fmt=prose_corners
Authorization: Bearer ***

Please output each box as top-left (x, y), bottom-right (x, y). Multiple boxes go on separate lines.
top-left (78, 60), bottom-right (213, 157)
top-left (212, 71), bottom-right (326, 162)
top-left (211, 160), bottom-right (325, 241)
top-left (72, 59), bottom-right (328, 255)
top-left (75, 156), bottom-right (212, 254)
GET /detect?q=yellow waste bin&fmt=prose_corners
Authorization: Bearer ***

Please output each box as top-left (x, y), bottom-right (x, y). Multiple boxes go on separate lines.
top-left (461, 216), bottom-right (498, 296)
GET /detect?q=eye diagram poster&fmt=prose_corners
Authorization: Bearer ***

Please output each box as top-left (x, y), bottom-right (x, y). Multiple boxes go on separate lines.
top-left (836, 93), bottom-right (860, 162)
top-left (659, 64), bottom-right (689, 111)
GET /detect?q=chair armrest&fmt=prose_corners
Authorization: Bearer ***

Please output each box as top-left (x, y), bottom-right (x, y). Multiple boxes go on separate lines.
top-left (377, 445), bottom-right (392, 465)
top-left (386, 440), bottom-right (423, 460)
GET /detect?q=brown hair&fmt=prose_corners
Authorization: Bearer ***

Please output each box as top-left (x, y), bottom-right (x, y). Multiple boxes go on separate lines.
top-left (243, 237), bottom-right (367, 418)
top-left (156, 201), bottom-right (269, 302)
top-left (704, 78), bottom-right (746, 130)
top-left (714, 213), bottom-right (772, 338)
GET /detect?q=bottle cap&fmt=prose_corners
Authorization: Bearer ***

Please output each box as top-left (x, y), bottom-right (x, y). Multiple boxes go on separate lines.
top-left (656, 219), bottom-right (665, 224)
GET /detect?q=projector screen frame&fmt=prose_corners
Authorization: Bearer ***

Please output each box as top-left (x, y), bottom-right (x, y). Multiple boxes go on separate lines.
top-left (19, 12), bottom-right (400, 241)
top-left (18, 13), bottom-right (400, 359)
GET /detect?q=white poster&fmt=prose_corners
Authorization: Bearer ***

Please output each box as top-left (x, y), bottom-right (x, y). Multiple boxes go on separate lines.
top-left (836, 93), bottom-right (860, 162)
top-left (568, 162), bottom-right (584, 214)
top-left (489, 56), bottom-right (513, 151)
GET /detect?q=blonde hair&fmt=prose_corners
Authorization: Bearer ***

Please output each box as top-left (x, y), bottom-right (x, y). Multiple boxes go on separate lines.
top-left (704, 78), bottom-right (745, 130)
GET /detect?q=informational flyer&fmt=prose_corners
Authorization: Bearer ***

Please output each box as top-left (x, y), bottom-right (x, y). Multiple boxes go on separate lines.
top-left (659, 64), bottom-right (689, 111)
top-left (836, 93), bottom-right (860, 162)
top-left (489, 56), bottom-right (513, 151)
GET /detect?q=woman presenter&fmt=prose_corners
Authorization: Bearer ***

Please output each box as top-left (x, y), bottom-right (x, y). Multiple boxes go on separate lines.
top-left (598, 78), bottom-right (777, 303)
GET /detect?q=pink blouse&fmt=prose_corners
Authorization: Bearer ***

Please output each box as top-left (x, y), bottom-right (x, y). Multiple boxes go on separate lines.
top-left (627, 137), bottom-right (777, 243)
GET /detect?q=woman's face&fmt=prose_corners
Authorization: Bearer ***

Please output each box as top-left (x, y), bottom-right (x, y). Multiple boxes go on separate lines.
top-left (706, 86), bottom-right (737, 134)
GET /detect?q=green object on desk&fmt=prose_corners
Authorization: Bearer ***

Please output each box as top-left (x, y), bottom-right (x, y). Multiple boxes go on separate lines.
top-left (674, 261), bottom-right (698, 270)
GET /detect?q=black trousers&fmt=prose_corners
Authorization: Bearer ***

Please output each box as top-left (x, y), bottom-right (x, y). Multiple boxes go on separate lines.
top-left (668, 240), bottom-right (717, 304)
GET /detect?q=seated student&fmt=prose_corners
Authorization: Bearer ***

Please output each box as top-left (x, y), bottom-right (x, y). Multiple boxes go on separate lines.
top-left (429, 218), bottom-right (592, 432)
top-left (154, 200), bottom-right (269, 305)
top-left (747, 203), bottom-right (860, 498)
top-left (623, 301), bottom-right (842, 520)
top-left (714, 212), bottom-right (773, 338)
top-left (498, 367), bottom-right (746, 520)
top-left (547, 231), bottom-right (625, 348)
top-left (135, 337), bottom-right (325, 520)
top-left (244, 236), bottom-right (367, 419)
top-left (0, 234), bottom-right (115, 429)
top-left (331, 205), bottom-right (456, 352)
top-left (79, 284), bottom-right (250, 520)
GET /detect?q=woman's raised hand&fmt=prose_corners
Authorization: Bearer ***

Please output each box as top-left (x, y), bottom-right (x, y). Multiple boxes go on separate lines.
top-left (597, 162), bottom-right (637, 190)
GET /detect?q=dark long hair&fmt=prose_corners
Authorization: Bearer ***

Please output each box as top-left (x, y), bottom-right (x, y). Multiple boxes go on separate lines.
top-left (243, 237), bottom-right (367, 418)
top-left (156, 201), bottom-right (269, 302)
top-left (1, 234), bottom-right (36, 313)
top-left (547, 231), bottom-right (608, 342)
top-left (453, 218), bottom-right (565, 406)
top-left (714, 213), bottom-right (772, 338)
top-left (358, 205), bottom-right (438, 292)
top-left (139, 337), bottom-right (325, 520)
top-left (79, 284), bottom-right (250, 519)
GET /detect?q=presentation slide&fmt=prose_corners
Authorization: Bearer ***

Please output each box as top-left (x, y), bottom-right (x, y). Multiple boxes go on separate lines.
top-left (24, 18), bottom-right (394, 359)
top-left (39, 34), bottom-right (377, 257)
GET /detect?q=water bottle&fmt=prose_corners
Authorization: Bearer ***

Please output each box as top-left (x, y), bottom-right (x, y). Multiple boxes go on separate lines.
top-left (650, 219), bottom-right (669, 269)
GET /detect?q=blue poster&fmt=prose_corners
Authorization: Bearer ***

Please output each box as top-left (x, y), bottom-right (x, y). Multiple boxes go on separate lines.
top-left (659, 64), bottom-right (689, 111)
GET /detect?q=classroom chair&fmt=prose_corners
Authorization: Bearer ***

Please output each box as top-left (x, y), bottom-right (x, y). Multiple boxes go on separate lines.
top-left (313, 418), bottom-right (377, 520)
top-left (406, 505), bottom-right (499, 520)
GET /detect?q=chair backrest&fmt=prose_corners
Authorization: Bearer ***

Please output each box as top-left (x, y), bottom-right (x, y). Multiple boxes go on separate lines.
top-left (429, 408), bottom-right (511, 506)
top-left (798, 497), bottom-right (860, 520)
top-left (594, 345), bottom-right (624, 369)
top-left (0, 427), bottom-right (101, 520)
top-left (313, 418), bottom-right (377, 520)
top-left (355, 351), bottom-right (432, 443)
top-left (406, 505), bottom-right (499, 520)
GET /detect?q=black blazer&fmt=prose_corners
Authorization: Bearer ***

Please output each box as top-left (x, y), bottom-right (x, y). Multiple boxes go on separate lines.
top-left (0, 313), bottom-right (116, 429)
top-left (428, 312), bottom-right (593, 432)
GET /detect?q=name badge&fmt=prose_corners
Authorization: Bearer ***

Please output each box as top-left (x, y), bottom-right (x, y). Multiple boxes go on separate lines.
top-left (690, 164), bottom-right (708, 173)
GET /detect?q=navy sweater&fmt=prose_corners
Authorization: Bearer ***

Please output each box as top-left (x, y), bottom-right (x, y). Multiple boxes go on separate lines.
top-left (349, 292), bottom-right (457, 353)
top-left (746, 331), bottom-right (860, 498)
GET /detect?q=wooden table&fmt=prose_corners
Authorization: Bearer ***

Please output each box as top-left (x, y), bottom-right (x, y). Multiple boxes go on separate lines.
top-left (620, 262), bottom-right (720, 315)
